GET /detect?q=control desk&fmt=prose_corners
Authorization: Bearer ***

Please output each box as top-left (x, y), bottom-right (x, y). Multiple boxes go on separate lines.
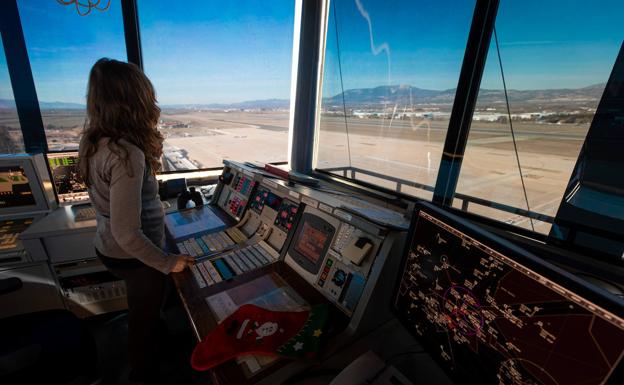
top-left (169, 161), bottom-right (409, 384)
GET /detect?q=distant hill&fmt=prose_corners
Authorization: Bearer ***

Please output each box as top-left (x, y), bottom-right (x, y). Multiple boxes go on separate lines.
top-left (0, 99), bottom-right (84, 109)
top-left (161, 98), bottom-right (290, 110)
top-left (323, 85), bottom-right (455, 107)
top-left (322, 83), bottom-right (606, 107)
top-left (0, 83), bottom-right (605, 111)
top-left (0, 99), bottom-right (16, 109)
top-left (39, 100), bottom-right (85, 109)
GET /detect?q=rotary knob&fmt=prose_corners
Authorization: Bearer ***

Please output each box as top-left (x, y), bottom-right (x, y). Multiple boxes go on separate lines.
top-left (332, 269), bottom-right (347, 287)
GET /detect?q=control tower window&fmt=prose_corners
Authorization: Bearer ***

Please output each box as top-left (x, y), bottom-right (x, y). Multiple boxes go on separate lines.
top-left (454, 0), bottom-right (624, 234)
top-left (0, 36), bottom-right (24, 153)
top-left (139, 1), bottom-right (296, 171)
top-left (16, 0), bottom-right (126, 152)
top-left (315, 0), bottom-right (476, 200)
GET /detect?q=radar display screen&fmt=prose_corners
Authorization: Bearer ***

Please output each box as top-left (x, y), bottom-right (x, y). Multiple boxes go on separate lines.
top-left (47, 153), bottom-right (89, 205)
top-left (0, 166), bottom-right (35, 209)
top-left (394, 203), bottom-right (624, 385)
top-left (294, 222), bottom-right (331, 264)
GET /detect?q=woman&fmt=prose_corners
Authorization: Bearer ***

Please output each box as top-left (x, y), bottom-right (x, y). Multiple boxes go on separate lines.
top-left (79, 58), bottom-right (194, 384)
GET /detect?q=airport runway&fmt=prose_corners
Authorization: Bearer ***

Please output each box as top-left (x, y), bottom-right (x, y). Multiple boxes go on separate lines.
top-left (159, 111), bottom-right (587, 234)
top-left (4, 107), bottom-right (583, 234)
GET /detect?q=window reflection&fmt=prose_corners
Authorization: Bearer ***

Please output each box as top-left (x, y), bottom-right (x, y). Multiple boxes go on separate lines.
top-left (455, 0), bottom-right (624, 234)
top-left (140, 1), bottom-right (295, 171)
top-left (17, 0), bottom-right (126, 151)
top-left (0, 36), bottom-right (24, 153)
top-left (317, 0), bottom-right (476, 200)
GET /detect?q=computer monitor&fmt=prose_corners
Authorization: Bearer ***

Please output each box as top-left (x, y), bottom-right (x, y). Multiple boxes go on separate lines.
top-left (393, 202), bottom-right (624, 385)
top-left (47, 152), bottom-right (89, 205)
top-left (0, 154), bottom-right (56, 217)
top-left (289, 212), bottom-right (335, 275)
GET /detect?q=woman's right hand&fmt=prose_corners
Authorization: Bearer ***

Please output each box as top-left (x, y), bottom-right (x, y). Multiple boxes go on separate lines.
top-left (170, 254), bottom-right (195, 273)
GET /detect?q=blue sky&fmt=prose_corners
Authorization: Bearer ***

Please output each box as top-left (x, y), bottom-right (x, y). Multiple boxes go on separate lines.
top-left (324, 0), bottom-right (623, 96)
top-left (1, 0), bottom-right (622, 105)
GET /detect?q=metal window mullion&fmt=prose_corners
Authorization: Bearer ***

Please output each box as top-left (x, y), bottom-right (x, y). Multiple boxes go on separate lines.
top-left (122, 0), bottom-right (143, 69)
top-left (289, 0), bottom-right (326, 174)
top-left (432, 0), bottom-right (499, 206)
top-left (0, 0), bottom-right (47, 153)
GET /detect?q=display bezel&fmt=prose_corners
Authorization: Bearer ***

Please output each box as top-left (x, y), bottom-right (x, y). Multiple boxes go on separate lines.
top-left (288, 212), bottom-right (335, 275)
top-left (46, 151), bottom-right (89, 206)
top-left (0, 154), bottom-right (54, 216)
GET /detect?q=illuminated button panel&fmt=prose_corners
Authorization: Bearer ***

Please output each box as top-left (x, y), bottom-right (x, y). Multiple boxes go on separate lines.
top-left (274, 199), bottom-right (299, 232)
top-left (227, 195), bottom-right (246, 218)
top-left (250, 188), bottom-right (269, 214)
top-left (316, 255), bottom-right (366, 311)
top-left (233, 175), bottom-right (255, 195)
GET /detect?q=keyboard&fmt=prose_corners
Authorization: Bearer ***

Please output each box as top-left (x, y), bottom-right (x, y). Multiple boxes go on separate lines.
top-left (74, 206), bottom-right (97, 222)
top-left (176, 227), bottom-right (249, 258)
top-left (190, 243), bottom-right (279, 288)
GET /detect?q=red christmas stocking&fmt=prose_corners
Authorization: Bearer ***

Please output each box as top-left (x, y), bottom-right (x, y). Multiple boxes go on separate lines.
top-left (191, 304), bottom-right (328, 371)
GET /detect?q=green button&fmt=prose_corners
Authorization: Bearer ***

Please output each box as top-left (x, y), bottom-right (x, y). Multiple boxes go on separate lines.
top-left (326, 259), bottom-right (333, 267)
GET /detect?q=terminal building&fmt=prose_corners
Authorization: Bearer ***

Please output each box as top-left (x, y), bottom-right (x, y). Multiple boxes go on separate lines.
top-left (0, 1), bottom-right (622, 384)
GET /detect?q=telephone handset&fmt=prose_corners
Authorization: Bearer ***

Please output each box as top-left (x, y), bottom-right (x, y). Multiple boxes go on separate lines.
top-left (244, 223), bottom-right (272, 246)
top-left (256, 223), bottom-right (272, 238)
top-left (342, 236), bottom-right (373, 266)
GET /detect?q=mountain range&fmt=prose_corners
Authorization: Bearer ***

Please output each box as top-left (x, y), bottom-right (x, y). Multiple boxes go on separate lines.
top-left (0, 83), bottom-right (605, 110)
top-left (322, 83), bottom-right (605, 107)
top-left (0, 99), bottom-right (84, 109)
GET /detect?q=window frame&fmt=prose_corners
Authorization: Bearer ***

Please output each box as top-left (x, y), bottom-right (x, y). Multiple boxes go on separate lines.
top-left (0, 0), bottom-right (47, 153)
top-left (1, 0), bottom-right (610, 246)
top-left (311, 0), bottom-right (500, 206)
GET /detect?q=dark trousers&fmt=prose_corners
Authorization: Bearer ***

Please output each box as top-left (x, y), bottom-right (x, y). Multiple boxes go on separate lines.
top-left (96, 249), bottom-right (166, 382)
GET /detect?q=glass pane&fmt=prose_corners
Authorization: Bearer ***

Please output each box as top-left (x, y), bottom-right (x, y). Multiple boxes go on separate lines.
top-left (140, 1), bottom-right (295, 171)
top-left (0, 36), bottom-right (24, 153)
top-left (455, 0), bottom-right (624, 234)
top-left (17, 0), bottom-right (126, 151)
top-left (316, 0), bottom-right (476, 199)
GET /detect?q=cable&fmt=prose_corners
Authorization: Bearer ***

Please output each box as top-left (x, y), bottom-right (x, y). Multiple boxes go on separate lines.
top-left (493, 28), bottom-right (535, 231)
top-left (332, 1), bottom-right (354, 169)
top-left (57, 0), bottom-right (110, 17)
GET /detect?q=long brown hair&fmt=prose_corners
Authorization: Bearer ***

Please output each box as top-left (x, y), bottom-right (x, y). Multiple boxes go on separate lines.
top-left (79, 58), bottom-right (163, 185)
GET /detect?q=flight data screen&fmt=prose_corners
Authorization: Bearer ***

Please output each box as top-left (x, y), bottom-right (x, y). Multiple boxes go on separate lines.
top-left (0, 166), bottom-right (35, 209)
top-left (294, 222), bottom-right (331, 264)
top-left (394, 209), bottom-right (624, 385)
top-left (48, 153), bottom-right (89, 204)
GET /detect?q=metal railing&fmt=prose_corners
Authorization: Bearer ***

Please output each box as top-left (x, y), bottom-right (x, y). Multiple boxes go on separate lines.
top-left (322, 166), bottom-right (556, 226)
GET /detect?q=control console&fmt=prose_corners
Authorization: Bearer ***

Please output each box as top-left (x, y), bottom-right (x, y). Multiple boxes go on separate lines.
top-left (215, 165), bottom-right (259, 221)
top-left (285, 205), bottom-right (381, 315)
top-left (180, 178), bottom-right (302, 289)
